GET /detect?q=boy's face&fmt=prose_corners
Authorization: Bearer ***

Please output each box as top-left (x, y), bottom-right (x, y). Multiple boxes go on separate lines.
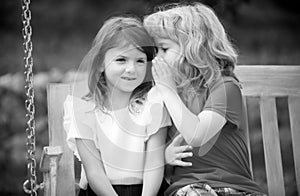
top-left (155, 38), bottom-right (182, 68)
top-left (103, 45), bottom-right (147, 94)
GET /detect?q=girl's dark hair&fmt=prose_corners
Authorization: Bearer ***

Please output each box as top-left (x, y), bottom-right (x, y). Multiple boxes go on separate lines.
top-left (129, 81), bottom-right (154, 113)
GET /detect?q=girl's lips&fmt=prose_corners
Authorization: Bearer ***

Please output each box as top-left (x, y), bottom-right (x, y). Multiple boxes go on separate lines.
top-left (121, 76), bottom-right (136, 81)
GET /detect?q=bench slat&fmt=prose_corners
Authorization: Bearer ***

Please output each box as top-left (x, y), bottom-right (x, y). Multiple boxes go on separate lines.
top-left (260, 96), bottom-right (285, 196)
top-left (288, 96), bottom-right (300, 194)
top-left (243, 96), bottom-right (253, 177)
top-left (235, 65), bottom-right (300, 97)
top-left (47, 84), bottom-right (75, 196)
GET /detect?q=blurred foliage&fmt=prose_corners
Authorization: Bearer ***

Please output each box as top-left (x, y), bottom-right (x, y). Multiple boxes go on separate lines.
top-left (0, 0), bottom-right (300, 195)
top-left (1, 0), bottom-right (300, 75)
top-left (0, 69), bottom-right (78, 195)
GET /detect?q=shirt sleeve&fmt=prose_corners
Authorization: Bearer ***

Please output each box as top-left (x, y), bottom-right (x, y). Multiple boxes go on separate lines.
top-left (144, 86), bottom-right (171, 141)
top-left (203, 80), bottom-right (243, 128)
top-left (63, 95), bottom-right (98, 161)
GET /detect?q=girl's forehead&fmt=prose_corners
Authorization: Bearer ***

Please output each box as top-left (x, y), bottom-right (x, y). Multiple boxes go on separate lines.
top-left (115, 40), bottom-right (146, 50)
top-left (107, 44), bottom-right (145, 57)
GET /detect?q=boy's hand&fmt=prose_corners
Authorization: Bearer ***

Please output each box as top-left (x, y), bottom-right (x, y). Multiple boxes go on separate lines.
top-left (152, 57), bottom-right (176, 91)
top-left (165, 134), bottom-right (193, 166)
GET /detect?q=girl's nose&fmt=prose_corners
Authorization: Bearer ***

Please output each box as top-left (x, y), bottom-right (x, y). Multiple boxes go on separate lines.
top-left (125, 61), bottom-right (135, 73)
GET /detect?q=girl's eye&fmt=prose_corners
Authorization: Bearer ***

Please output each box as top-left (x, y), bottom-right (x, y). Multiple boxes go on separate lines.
top-left (137, 59), bottom-right (146, 64)
top-left (116, 58), bottom-right (126, 63)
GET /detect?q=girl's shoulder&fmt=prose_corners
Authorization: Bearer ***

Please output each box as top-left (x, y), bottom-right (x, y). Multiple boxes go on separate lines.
top-left (64, 95), bottom-right (95, 114)
top-left (64, 95), bottom-right (97, 129)
top-left (143, 85), bottom-right (166, 111)
top-left (136, 86), bottom-right (165, 123)
top-left (142, 86), bottom-right (171, 136)
top-left (146, 85), bottom-right (164, 103)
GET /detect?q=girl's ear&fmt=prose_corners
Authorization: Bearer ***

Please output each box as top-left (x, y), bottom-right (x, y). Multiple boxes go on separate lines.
top-left (98, 66), bottom-right (105, 73)
top-left (98, 71), bottom-right (106, 83)
top-left (96, 69), bottom-right (105, 79)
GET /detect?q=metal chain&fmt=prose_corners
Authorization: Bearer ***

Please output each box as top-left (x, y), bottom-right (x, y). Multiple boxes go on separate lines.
top-left (21, 0), bottom-right (38, 195)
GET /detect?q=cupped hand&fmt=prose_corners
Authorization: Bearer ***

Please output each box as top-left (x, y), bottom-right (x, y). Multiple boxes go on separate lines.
top-left (165, 134), bottom-right (193, 166)
top-left (152, 57), bottom-right (176, 91)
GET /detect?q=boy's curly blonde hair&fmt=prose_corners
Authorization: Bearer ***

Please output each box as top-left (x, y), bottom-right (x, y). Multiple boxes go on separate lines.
top-left (144, 2), bottom-right (238, 99)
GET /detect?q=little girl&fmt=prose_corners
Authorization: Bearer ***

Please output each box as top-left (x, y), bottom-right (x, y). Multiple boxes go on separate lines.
top-left (144, 3), bottom-right (265, 196)
top-left (63, 16), bottom-right (171, 196)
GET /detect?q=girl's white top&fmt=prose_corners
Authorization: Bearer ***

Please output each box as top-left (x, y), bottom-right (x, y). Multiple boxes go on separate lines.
top-left (63, 86), bottom-right (171, 189)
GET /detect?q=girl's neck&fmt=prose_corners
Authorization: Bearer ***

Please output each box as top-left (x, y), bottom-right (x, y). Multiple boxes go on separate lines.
top-left (104, 91), bottom-right (131, 111)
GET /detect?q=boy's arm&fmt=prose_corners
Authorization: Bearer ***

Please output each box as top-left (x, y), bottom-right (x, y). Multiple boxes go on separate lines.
top-left (152, 57), bottom-right (226, 148)
top-left (142, 127), bottom-right (167, 196)
top-left (157, 85), bottom-right (226, 147)
top-left (76, 138), bottom-right (118, 196)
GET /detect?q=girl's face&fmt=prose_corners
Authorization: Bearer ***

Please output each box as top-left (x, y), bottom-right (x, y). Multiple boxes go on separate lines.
top-left (155, 38), bottom-right (182, 67)
top-left (103, 44), bottom-right (147, 94)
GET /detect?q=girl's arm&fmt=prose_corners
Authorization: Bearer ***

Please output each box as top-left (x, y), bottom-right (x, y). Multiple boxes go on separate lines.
top-left (76, 138), bottom-right (118, 196)
top-left (142, 127), bottom-right (167, 196)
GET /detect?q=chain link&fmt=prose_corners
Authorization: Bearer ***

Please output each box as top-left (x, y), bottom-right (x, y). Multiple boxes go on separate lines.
top-left (21, 0), bottom-right (38, 195)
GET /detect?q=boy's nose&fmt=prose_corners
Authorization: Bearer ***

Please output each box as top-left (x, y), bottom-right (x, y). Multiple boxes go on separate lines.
top-left (156, 50), bottom-right (164, 58)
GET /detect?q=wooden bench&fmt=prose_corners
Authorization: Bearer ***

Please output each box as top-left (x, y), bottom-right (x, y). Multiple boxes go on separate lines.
top-left (40, 65), bottom-right (300, 196)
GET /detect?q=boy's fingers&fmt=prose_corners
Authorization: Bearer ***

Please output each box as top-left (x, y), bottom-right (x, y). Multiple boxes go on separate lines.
top-left (173, 160), bottom-right (192, 167)
top-left (157, 58), bottom-right (169, 74)
top-left (176, 152), bottom-right (193, 159)
top-left (151, 66), bottom-right (157, 78)
top-left (175, 145), bottom-right (193, 153)
top-left (152, 59), bottom-right (159, 71)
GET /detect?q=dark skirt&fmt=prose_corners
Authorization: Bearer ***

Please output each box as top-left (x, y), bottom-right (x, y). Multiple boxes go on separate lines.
top-left (78, 178), bottom-right (169, 196)
top-left (78, 184), bottom-right (142, 196)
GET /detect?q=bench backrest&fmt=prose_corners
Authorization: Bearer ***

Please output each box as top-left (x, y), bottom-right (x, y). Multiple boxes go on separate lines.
top-left (235, 65), bottom-right (300, 196)
top-left (46, 65), bottom-right (300, 196)
top-left (47, 83), bottom-right (75, 196)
